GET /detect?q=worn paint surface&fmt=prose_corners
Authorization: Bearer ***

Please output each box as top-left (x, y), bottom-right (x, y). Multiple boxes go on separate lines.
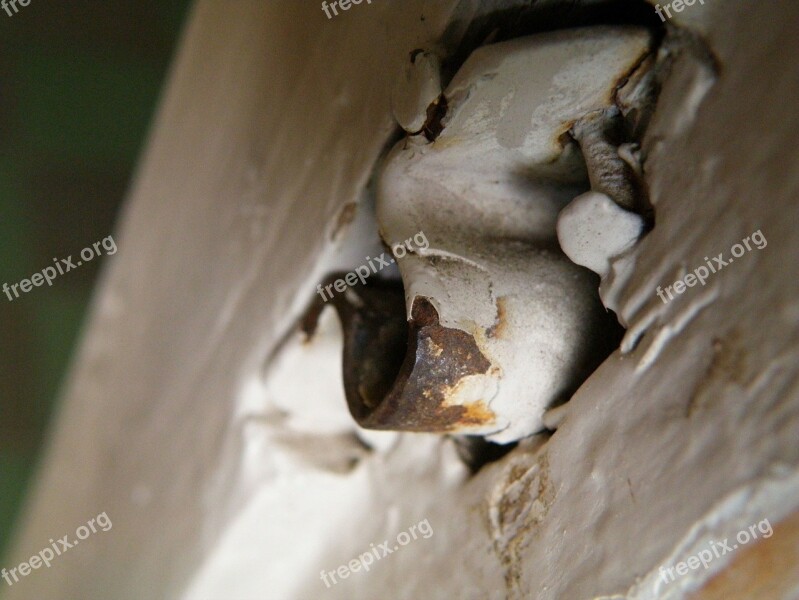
top-left (6, 2), bottom-right (799, 600)
top-left (376, 27), bottom-right (650, 441)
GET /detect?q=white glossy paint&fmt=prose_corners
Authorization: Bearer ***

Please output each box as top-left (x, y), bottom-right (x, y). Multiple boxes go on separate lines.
top-left (557, 190), bottom-right (645, 278)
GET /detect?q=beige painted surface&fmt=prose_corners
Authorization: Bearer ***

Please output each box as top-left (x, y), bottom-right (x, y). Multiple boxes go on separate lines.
top-left (5, 1), bottom-right (799, 599)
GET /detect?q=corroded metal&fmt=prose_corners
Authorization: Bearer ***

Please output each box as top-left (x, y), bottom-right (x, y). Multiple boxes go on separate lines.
top-left (357, 296), bottom-right (496, 432)
top-left (308, 277), bottom-right (498, 432)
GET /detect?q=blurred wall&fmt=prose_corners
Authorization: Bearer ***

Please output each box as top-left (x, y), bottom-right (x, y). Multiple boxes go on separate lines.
top-left (0, 0), bottom-right (192, 560)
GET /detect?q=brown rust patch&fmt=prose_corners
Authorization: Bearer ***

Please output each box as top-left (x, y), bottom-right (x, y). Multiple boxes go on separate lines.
top-left (489, 451), bottom-right (555, 599)
top-left (330, 202), bottom-right (357, 241)
top-left (687, 332), bottom-right (748, 417)
top-left (349, 296), bottom-right (496, 432)
top-left (313, 278), bottom-right (498, 433)
top-left (362, 297), bottom-right (496, 431)
top-left (461, 400), bottom-right (496, 424)
top-left (422, 94), bottom-right (448, 142)
top-left (487, 296), bottom-right (509, 339)
top-left (429, 134), bottom-right (463, 150)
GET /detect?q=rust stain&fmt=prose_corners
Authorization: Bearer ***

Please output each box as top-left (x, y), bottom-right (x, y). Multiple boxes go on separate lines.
top-left (687, 332), bottom-right (748, 417)
top-left (490, 451), bottom-right (554, 600)
top-left (461, 400), bottom-right (496, 425)
top-left (487, 296), bottom-right (509, 339)
top-left (430, 134), bottom-right (463, 150)
top-left (312, 276), bottom-right (498, 433)
top-left (422, 94), bottom-right (448, 141)
top-left (708, 333), bottom-right (748, 385)
top-left (611, 47), bottom-right (656, 107)
top-left (330, 202), bottom-right (357, 241)
top-left (342, 295), bottom-right (497, 432)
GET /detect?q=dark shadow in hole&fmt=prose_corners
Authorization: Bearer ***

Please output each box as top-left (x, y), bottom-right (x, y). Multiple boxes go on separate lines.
top-left (452, 435), bottom-right (518, 474)
top-left (305, 275), bottom-right (409, 423)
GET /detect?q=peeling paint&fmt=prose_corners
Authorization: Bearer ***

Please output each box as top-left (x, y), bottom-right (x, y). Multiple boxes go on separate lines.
top-left (376, 27), bottom-right (650, 442)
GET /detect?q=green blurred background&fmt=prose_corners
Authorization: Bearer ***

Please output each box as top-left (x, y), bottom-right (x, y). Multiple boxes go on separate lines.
top-left (0, 0), bottom-right (192, 562)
